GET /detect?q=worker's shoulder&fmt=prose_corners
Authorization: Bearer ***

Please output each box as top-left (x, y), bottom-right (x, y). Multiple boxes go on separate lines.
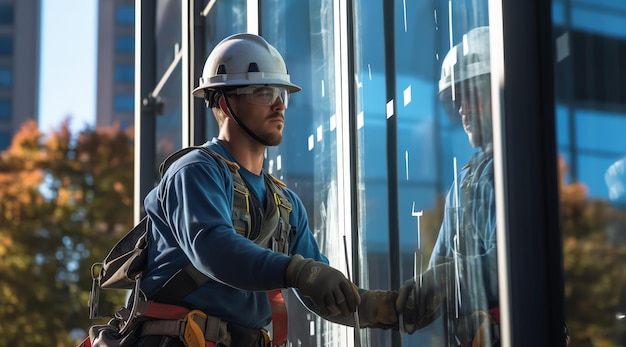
top-left (162, 146), bottom-right (232, 177)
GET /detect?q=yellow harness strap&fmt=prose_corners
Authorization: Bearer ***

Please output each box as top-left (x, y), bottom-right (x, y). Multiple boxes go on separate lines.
top-left (183, 310), bottom-right (209, 347)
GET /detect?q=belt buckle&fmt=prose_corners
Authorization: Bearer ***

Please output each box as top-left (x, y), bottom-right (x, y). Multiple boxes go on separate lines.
top-left (182, 309), bottom-right (208, 347)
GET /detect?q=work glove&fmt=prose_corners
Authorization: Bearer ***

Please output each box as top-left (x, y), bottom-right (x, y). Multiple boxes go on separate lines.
top-left (285, 254), bottom-right (360, 317)
top-left (358, 289), bottom-right (399, 329)
top-left (396, 262), bottom-right (453, 333)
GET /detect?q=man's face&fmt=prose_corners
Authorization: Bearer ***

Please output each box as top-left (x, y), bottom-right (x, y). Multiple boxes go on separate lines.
top-left (226, 85), bottom-right (288, 146)
top-left (452, 78), bottom-right (492, 148)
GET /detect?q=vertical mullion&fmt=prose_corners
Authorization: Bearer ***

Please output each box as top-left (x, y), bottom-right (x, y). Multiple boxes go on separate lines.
top-left (489, 0), bottom-right (565, 345)
top-left (382, 1), bottom-right (401, 346)
top-left (134, 0), bottom-right (156, 223)
top-left (182, 0), bottom-right (191, 147)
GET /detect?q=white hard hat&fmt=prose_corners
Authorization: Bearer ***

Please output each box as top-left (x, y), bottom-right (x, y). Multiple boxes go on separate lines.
top-left (438, 26), bottom-right (491, 96)
top-left (192, 33), bottom-right (301, 102)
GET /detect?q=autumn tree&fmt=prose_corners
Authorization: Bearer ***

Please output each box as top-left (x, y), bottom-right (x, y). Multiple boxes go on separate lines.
top-left (559, 156), bottom-right (626, 346)
top-left (0, 120), bottom-right (134, 347)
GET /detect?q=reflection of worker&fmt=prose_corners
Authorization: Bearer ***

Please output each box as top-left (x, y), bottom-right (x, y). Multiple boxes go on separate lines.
top-left (133, 33), bottom-right (399, 347)
top-left (397, 26), bottom-right (500, 346)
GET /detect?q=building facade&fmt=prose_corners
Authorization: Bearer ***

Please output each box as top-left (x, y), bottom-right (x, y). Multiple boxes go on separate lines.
top-left (0, 0), bottom-right (39, 150)
top-left (95, 0), bottom-right (135, 130)
top-left (133, 0), bottom-right (626, 346)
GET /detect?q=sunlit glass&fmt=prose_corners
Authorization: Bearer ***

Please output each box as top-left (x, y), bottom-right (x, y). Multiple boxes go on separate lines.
top-left (227, 86), bottom-right (290, 108)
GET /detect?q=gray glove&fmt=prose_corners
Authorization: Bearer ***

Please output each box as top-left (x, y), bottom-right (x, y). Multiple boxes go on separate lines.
top-left (396, 263), bottom-right (452, 333)
top-left (358, 289), bottom-right (399, 329)
top-left (285, 254), bottom-right (360, 317)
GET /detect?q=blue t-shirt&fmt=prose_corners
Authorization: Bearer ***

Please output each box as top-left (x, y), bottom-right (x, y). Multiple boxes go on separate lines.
top-left (141, 139), bottom-right (328, 329)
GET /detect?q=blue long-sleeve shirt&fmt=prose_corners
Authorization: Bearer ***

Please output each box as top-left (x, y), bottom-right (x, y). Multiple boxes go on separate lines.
top-left (429, 150), bottom-right (498, 317)
top-left (141, 139), bottom-right (327, 329)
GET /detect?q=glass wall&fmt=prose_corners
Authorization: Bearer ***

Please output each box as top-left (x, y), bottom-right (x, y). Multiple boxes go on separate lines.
top-left (260, 2), bottom-right (352, 345)
top-left (257, 0), bottom-right (498, 345)
top-left (352, 0), bottom-right (391, 345)
top-left (135, 0), bottom-right (580, 345)
top-left (152, 0), bottom-right (183, 165)
top-left (553, 1), bottom-right (626, 346)
top-left (200, 0), bottom-right (247, 139)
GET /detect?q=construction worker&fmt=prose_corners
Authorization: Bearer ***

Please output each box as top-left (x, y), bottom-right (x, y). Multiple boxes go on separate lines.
top-left (132, 33), bottom-right (399, 347)
top-left (397, 26), bottom-right (500, 346)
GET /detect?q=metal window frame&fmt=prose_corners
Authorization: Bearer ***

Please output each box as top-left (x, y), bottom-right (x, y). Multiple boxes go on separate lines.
top-left (134, 0), bottom-right (156, 222)
top-left (489, 0), bottom-right (567, 345)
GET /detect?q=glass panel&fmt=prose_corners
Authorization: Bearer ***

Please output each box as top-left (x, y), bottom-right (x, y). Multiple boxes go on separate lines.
top-left (398, 1), bottom-right (495, 346)
top-left (200, 0), bottom-right (247, 139)
top-left (115, 5), bottom-right (135, 25)
top-left (261, 1), bottom-right (346, 345)
top-left (0, 36), bottom-right (12, 55)
top-left (0, 5), bottom-right (13, 25)
top-left (0, 99), bottom-right (10, 119)
top-left (554, 1), bottom-right (626, 345)
top-left (154, 0), bottom-right (183, 165)
top-left (114, 36), bottom-right (135, 53)
top-left (113, 94), bottom-right (134, 112)
top-left (353, 0), bottom-right (392, 345)
top-left (0, 67), bottom-right (12, 87)
top-left (0, 130), bottom-right (10, 150)
top-left (114, 64), bottom-right (134, 83)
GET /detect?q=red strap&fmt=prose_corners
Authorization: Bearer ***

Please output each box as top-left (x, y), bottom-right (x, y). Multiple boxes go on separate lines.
top-left (268, 289), bottom-right (288, 346)
top-left (488, 307), bottom-right (500, 324)
top-left (143, 301), bottom-right (191, 320)
top-left (139, 297), bottom-right (288, 346)
top-left (77, 337), bottom-right (91, 347)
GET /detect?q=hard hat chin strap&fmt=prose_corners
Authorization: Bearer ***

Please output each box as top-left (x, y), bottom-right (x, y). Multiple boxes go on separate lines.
top-left (220, 88), bottom-right (272, 146)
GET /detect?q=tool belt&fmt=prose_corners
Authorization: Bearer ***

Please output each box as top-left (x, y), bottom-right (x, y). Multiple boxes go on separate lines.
top-left (138, 302), bottom-right (273, 347)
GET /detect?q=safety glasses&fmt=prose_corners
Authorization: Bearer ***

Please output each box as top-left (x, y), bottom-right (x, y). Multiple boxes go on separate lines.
top-left (439, 76), bottom-right (490, 122)
top-left (227, 86), bottom-right (290, 108)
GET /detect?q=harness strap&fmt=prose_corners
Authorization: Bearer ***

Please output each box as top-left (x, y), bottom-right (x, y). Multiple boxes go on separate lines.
top-left (270, 181), bottom-right (293, 255)
top-left (268, 290), bottom-right (288, 346)
top-left (139, 302), bottom-right (272, 347)
top-left (140, 310), bottom-right (227, 346)
top-left (77, 337), bottom-right (91, 347)
top-left (135, 299), bottom-right (191, 320)
top-left (154, 146), bottom-right (292, 344)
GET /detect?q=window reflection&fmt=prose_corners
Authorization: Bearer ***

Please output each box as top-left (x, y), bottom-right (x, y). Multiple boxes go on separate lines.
top-left (391, 0), bottom-right (496, 345)
top-left (152, 0), bottom-right (183, 166)
top-left (554, 0), bottom-right (626, 345)
top-left (353, 0), bottom-right (391, 345)
top-left (261, 1), bottom-right (358, 346)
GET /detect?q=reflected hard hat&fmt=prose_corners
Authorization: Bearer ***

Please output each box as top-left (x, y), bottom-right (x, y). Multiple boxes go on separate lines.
top-left (192, 33), bottom-right (302, 100)
top-left (438, 26), bottom-right (491, 96)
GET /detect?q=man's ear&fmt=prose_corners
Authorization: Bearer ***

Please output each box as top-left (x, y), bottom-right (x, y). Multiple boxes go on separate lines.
top-left (217, 95), bottom-right (232, 116)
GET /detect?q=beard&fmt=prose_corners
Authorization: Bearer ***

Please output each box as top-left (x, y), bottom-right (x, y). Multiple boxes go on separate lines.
top-left (257, 129), bottom-right (283, 146)
top-left (257, 114), bottom-right (284, 146)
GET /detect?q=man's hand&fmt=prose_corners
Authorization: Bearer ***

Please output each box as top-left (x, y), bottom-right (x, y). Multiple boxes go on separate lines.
top-left (358, 289), bottom-right (399, 329)
top-left (285, 255), bottom-right (360, 317)
top-left (396, 263), bottom-right (452, 333)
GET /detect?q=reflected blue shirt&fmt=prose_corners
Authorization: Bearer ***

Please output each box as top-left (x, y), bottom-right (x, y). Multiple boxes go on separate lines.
top-left (141, 139), bottom-right (328, 329)
top-left (429, 150), bottom-right (498, 316)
